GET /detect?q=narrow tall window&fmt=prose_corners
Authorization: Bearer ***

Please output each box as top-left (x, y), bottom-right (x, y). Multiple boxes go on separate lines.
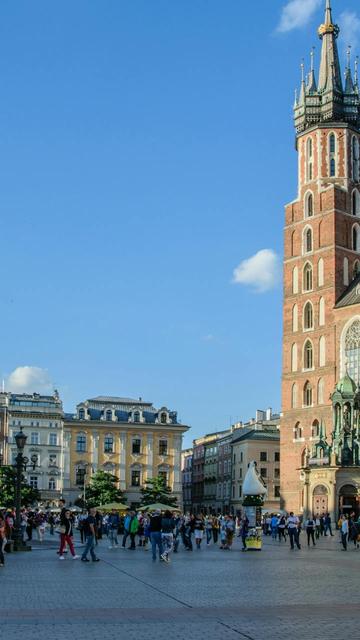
top-left (354, 260), bottom-right (360, 278)
top-left (292, 304), bottom-right (298, 332)
top-left (329, 133), bottom-right (336, 177)
top-left (353, 225), bottom-right (359, 251)
top-left (304, 227), bottom-right (313, 254)
top-left (304, 340), bottom-right (313, 369)
top-left (306, 138), bottom-right (313, 181)
top-left (293, 266), bottom-right (299, 294)
top-left (303, 263), bottom-right (313, 292)
top-left (291, 383), bottom-right (298, 409)
top-left (304, 302), bottom-right (313, 330)
top-left (319, 297), bottom-right (325, 326)
top-left (318, 378), bottom-right (324, 404)
top-left (319, 336), bottom-right (326, 367)
top-left (344, 257), bottom-right (349, 285)
top-left (352, 190), bottom-right (360, 216)
top-left (352, 137), bottom-right (359, 181)
top-left (318, 258), bottom-right (324, 286)
top-left (104, 435), bottom-right (114, 453)
top-left (304, 382), bottom-right (313, 407)
top-left (291, 344), bottom-right (298, 372)
top-left (305, 192), bottom-right (314, 217)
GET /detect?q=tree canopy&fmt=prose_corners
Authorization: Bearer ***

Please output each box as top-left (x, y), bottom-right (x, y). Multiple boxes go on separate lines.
top-left (77, 470), bottom-right (126, 508)
top-left (140, 476), bottom-right (178, 507)
top-left (0, 466), bottom-right (40, 508)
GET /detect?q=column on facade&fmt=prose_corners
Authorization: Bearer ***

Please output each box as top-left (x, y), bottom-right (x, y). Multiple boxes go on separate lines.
top-left (118, 432), bottom-right (127, 491)
top-left (146, 433), bottom-right (153, 483)
top-left (173, 435), bottom-right (182, 494)
top-left (91, 430), bottom-right (99, 471)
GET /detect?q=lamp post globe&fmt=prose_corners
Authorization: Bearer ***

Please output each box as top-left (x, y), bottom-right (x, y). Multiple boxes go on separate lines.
top-left (15, 428), bottom-right (27, 452)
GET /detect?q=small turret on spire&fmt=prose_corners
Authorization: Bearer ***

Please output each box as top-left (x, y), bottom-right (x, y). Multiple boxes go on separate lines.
top-left (307, 47), bottom-right (317, 93)
top-left (355, 56), bottom-right (359, 92)
top-left (299, 59), bottom-right (306, 104)
top-left (345, 46), bottom-right (355, 94)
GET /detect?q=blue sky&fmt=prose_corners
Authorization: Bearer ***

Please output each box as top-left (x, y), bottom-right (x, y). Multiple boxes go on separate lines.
top-left (0, 0), bottom-right (359, 447)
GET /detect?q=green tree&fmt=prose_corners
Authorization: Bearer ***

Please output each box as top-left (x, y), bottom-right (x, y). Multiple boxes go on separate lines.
top-left (0, 466), bottom-right (40, 508)
top-left (140, 476), bottom-right (178, 507)
top-left (78, 470), bottom-right (126, 508)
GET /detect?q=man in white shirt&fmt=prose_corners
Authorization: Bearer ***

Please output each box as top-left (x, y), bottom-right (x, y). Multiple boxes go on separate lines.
top-left (341, 516), bottom-right (349, 551)
top-left (287, 512), bottom-right (301, 550)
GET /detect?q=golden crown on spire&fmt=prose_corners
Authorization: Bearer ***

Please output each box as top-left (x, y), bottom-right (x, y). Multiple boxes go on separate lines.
top-left (318, 22), bottom-right (339, 38)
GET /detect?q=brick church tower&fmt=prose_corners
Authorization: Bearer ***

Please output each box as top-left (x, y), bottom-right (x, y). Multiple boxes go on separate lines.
top-left (281, 0), bottom-right (360, 517)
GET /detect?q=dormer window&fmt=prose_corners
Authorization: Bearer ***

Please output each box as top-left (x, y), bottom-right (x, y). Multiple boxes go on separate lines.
top-left (79, 408), bottom-right (85, 420)
top-left (160, 412), bottom-right (167, 424)
top-left (134, 411), bottom-right (140, 423)
top-left (105, 409), bottom-right (112, 422)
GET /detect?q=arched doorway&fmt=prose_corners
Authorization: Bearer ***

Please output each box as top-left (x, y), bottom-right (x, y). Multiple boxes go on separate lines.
top-left (312, 484), bottom-right (328, 516)
top-left (339, 484), bottom-right (359, 517)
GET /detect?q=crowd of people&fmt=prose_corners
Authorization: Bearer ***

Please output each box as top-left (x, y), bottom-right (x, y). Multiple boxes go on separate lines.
top-left (1, 501), bottom-right (359, 568)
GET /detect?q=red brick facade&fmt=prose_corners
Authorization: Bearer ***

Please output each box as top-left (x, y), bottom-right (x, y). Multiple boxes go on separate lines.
top-left (281, 125), bottom-right (360, 513)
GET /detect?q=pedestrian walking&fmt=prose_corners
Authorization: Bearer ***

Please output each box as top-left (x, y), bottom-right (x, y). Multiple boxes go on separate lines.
top-left (287, 512), bottom-right (301, 550)
top-left (107, 509), bottom-right (120, 549)
top-left (278, 515), bottom-right (286, 542)
top-left (129, 513), bottom-right (139, 550)
top-left (240, 516), bottom-right (249, 552)
top-left (305, 516), bottom-right (316, 547)
top-left (194, 515), bottom-right (205, 549)
top-left (161, 510), bottom-right (176, 563)
top-left (81, 508), bottom-right (100, 562)
top-left (341, 516), bottom-right (348, 551)
top-left (324, 513), bottom-right (333, 537)
top-left (205, 516), bottom-right (213, 545)
top-left (0, 515), bottom-right (6, 567)
top-left (59, 510), bottom-right (79, 560)
top-left (149, 510), bottom-right (163, 561)
top-left (212, 516), bottom-right (219, 544)
top-left (122, 512), bottom-right (131, 548)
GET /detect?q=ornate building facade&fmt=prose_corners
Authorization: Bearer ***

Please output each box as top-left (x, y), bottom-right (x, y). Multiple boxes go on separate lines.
top-left (64, 395), bottom-right (188, 507)
top-left (281, 1), bottom-right (360, 519)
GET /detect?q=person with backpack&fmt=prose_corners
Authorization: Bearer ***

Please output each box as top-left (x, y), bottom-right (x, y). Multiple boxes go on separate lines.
top-left (305, 515), bottom-right (316, 546)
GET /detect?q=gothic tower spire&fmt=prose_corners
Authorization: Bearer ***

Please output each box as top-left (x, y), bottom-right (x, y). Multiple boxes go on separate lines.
top-left (318, 0), bottom-right (342, 92)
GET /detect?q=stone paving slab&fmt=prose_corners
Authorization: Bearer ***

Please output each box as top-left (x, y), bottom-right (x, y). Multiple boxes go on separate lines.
top-left (1, 533), bottom-right (359, 640)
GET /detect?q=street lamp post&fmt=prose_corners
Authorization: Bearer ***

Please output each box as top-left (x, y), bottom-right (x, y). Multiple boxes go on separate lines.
top-left (13, 428), bottom-right (37, 552)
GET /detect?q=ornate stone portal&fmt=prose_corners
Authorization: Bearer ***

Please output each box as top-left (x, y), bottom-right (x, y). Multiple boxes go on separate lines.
top-left (301, 373), bottom-right (360, 521)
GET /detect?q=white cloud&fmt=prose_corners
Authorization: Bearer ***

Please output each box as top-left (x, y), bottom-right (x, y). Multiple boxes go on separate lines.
top-left (201, 334), bottom-right (215, 342)
top-left (277, 0), bottom-right (321, 33)
top-left (232, 249), bottom-right (281, 293)
top-left (339, 11), bottom-right (360, 51)
top-left (6, 366), bottom-right (53, 394)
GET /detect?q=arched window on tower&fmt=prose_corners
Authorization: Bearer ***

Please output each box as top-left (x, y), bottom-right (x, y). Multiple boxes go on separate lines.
top-left (312, 420), bottom-right (320, 438)
top-left (352, 224), bottom-right (360, 251)
top-left (305, 192), bottom-right (314, 217)
top-left (294, 422), bottom-right (303, 440)
top-left (306, 138), bottom-right (313, 181)
top-left (291, 230), bottom-right (296, 257)
top-left (304, 340), bottom-right (313, 370)
top-left (319, 336), bottom-right (326, 367)
top-left (293, 266), bottom-right (299, 294)
top-left (303, 227), bottom-right (313, 254)
top-left (303, 302), bottom-right (314, 330)
top-left (292, 304), bottom-right (298, 332)
top-left (319, 297), bottom-right (325, 326)
top-left (352, 136), bottom-right (359, 181)
top-left (303, 263), bottom-right (313, 292)
top-left (291, 343), bottom-right (298, 372)
top-left (291, 383), bottom-right (298, 409)
top-left (318, 258), bottom-right (324, 286)
top-left (303, 382), bottom-right (313, 407)
top-left (329, 133), bottom-right (336, 177)
top-left (354, 260), bottom-right (360, 279)
top-left (317, 378), bottom-right (324, 404)
top-left (352, 189), bottom-right (360, 216)
top-left (344, 257), bottom-right (349, 285)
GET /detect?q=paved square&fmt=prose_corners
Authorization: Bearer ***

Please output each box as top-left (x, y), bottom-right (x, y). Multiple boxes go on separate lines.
top-left (1, 532), bottom-right (359, 639)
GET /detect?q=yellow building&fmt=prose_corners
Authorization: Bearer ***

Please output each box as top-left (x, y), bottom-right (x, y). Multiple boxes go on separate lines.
top-left (63, 395), bottom-right (189, 507)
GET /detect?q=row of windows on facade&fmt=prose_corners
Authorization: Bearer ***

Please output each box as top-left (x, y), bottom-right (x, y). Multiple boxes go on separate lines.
top-left (293, 419), bottom-right (321, 441)
top-left (75, 467), bottom-right (168, 488)
top-left (78, 408), bottom-right (170, 424)
top-left (226, 466), bottom-right (280, 480)
top-left (291, 379), bottom-right (324, 408)
top-left (28, 477), bottom-right (57, 490)
top-left (292, 223), bottom-right (360, 259)
top-left (11, 420), bottom-right (59, 428)
top-left (291, 338), bottom-right (326, 372)
top-left (292, 299), bottom-right (325, 332)
top-left (303, 189), bottom-right (360, 220)
top-left (10, 431), bottom-right (58, 446)
top-left (292, 258), bottom-right (360, 296)
top-left (75, 434), bottom-right (168, 455)
top-left (11, 451), bottom-right (58, 467)
top-left (304, 133), bottom-right (360, 182)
